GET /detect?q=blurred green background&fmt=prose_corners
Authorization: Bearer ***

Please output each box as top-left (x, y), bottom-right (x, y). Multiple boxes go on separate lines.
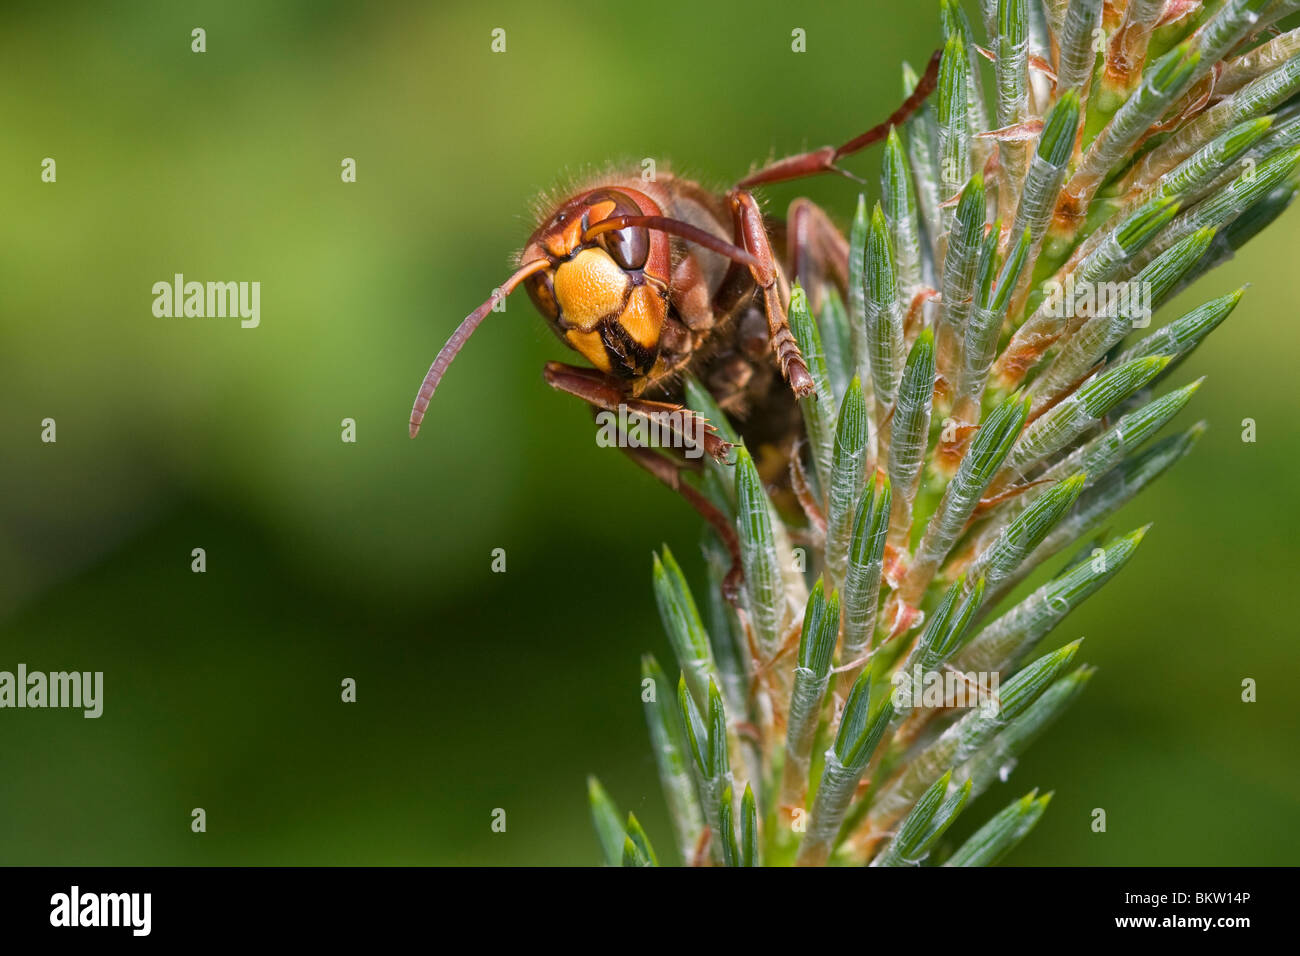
top-left (2, 0), bottom-right (1296, 865)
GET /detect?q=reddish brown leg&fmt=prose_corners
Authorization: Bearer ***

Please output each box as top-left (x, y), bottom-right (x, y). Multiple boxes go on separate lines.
top-left (543, 361), bottom-right (733, 463)
top-left (726, 190), bottom-right (815, 399)
top-left (546, 389), bottom-right (744, 598)
top-left (574, 401), bottom-right (743, 601)
top-left (786, 197), bottom-right (851, 311)
top-left (620, 442), bottom-right (743, 602)
top-left (735, 49), bottom-right (942, 189)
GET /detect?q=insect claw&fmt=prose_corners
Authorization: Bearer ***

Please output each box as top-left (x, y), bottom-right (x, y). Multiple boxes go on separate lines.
top-left (827, 163), bottom-right (868, 185)
top-left (704, 432), bottom-right (734, 463)
top-left (788, 362), bottom-right (816, 398)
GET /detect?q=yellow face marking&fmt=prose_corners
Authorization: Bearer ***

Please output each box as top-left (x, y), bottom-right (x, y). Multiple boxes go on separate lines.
top-left (543, 216), bottom-right (586, 259)
top-left (619, 284), bottom-right (665, 351)
top-left (553, 247), bottom-right (630, 331)
top-left (586, 199), bottom-right (617, 224)
top-left (565, 328), bottom-right (611, 372)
